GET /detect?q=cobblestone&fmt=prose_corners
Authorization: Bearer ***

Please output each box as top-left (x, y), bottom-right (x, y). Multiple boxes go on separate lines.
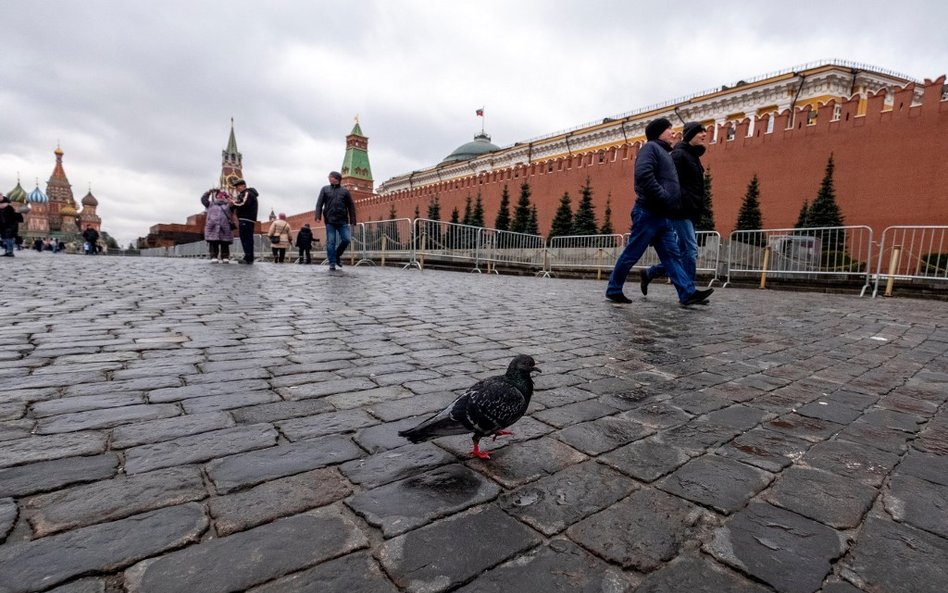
top-left (2, 257), bottom-right (947, 591)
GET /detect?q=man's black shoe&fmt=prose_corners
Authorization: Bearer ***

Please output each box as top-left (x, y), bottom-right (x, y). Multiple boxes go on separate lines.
top-left (682, 287), bottom-right (714, 306)
top-left (640, 270), bottom-right (651, 296)
top-left (606, 292), bottom-right (633, 304)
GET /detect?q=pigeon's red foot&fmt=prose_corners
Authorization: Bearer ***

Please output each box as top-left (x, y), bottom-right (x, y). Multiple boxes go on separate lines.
top-left (492, 430), bottom-right (514, 441)
top-left (471, 442), bottom-right (491, 459)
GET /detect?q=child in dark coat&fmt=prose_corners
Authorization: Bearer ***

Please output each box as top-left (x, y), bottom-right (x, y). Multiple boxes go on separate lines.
top-left (296, 223), bottom-right (314, 264)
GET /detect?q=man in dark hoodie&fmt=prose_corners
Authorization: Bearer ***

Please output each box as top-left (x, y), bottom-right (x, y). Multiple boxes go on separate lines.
top-left (641, 121), bottom-right (707, 292)
top-left (605, 118), bottom-right (713, 306)
top-left (231, 178), bottom-right (259, 264)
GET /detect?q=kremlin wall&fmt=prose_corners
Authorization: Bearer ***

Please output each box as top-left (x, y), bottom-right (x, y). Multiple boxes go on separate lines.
top-left (146, 61), bottom-right (947, 248)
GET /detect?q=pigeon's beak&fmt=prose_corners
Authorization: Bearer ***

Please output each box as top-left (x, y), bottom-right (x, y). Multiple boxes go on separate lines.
top-left (531, 366), bottom-right (541, 374)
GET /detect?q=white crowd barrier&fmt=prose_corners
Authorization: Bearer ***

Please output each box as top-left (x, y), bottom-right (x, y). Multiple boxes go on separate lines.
top-left (873, 226), bottom-right (948, 297)
top-left (724, 226), bottom-right (874, 295)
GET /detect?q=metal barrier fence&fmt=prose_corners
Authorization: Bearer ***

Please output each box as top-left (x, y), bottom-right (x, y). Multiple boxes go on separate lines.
top-left (873, 225), bottom-right (948, 297)
top-left (359, 219), bottom-right (414, 267)
top-left (410, 218), bottom-right (484, 271)
top-left (479, 229), bottom-right (546, 274)
top-left (547, 234), bottom-right (624, 279)
top-left (724, 226), bottom-right (874, 295)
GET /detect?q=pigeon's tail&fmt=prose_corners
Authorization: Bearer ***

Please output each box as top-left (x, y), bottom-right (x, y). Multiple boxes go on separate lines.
top-left (398, 415), bottom-right (470, 443)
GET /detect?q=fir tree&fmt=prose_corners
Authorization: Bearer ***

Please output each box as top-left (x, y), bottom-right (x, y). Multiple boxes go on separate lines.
top-left (385, 204), bottom-right (401, 246)
top-left (425, 196), bottom-right (442, 245)
top-left (526, 205), bottom-right (540, 236)
top-left (735, 174), bottom-right (764, 245)
top-left (511, 182), bottom-right (533, 234)
top-left (471, 193), bottom-right (485, 227)
top-left (794, 200), bottom-right (810, 229)
top-left (599, 194), bottom-right (614, 235)
top-left (494, 185), bottom-right (511, 231)
top-left (571, 177), bottom-right (598, 235)
top-left (808, 154), bottom-right (845, 251)
top-left (695, 167), bottom-right (716, 233)
top-left (448, 207), bottom-right (461, 249)
top-left (549, 192), bottom-right (574, 239)
top-left (462, 196), bottom-right (473, 226)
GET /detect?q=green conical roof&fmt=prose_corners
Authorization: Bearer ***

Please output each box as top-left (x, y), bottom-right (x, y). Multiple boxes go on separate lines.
top-left (341, 123), bottom-right (372, 182)
top-left (7, 180), bottom-right (28, 203)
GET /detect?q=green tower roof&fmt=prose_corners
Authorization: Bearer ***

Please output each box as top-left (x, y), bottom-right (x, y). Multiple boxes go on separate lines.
top-left (225, 119), bottom-right (239, 155)
top-left (7, 180), bottom-right (28, 203)
top-left (341, 123), bottom-right (372, 182)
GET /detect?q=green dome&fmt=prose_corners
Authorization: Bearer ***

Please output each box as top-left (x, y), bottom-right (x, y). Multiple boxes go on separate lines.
top-left (7, 181), bottom-right (28, 203)
top-left (442, 133), bottom-right (500, 163)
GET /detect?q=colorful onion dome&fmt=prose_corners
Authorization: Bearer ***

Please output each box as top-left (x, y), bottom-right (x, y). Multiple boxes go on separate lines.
top-left (28, 184), bottom-right (49, 203)
top-left (81, 191), bottom-right (98, 206)
top-left (7, 181), bottom-right (28, 203)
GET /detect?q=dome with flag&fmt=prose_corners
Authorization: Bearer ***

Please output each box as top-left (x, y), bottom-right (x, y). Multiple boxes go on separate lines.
top-left (28, 185), bottom-right (49, 203)
top-left (442, 133), bottom-right (500, 164)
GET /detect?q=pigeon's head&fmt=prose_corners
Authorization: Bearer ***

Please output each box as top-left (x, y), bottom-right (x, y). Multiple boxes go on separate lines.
top-left (508, 355), bottom-right (540, 374)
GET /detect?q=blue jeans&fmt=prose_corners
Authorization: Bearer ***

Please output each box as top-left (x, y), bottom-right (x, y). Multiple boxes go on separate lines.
top-left (325, 223), bottom-right (351, 265)
top-left (647, 218), bottom-right (698, 281)
top-left (238, 220), bottom-right (255, 262)
top-left (607, 205), bottom-right (696, 303)
top-left (2, 237), bottom-right (13, 255)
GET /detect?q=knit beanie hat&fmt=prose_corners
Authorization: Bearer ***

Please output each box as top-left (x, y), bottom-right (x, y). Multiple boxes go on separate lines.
top-left (645, 117), bottom-right (673, 141)
top-left (682, 122), bottom-right (706, 143)
top-left (329, 171), bottom-right (343, 181)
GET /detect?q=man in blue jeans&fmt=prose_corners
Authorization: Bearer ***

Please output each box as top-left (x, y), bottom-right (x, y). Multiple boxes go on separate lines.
top-left (606, 118), bottom-right (713, 306)
top-left (231, 178), bottom-right (259, 264)
top-left (314, 171), bottom-right (357, 271)
top-left (641, 121), bottom-right (707, 293)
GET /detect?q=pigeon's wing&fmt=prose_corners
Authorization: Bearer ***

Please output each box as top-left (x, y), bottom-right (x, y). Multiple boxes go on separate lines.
top-left (464, 377), bottom-right (528, 436)
top-left (397, 393), bottom-right (475, 442)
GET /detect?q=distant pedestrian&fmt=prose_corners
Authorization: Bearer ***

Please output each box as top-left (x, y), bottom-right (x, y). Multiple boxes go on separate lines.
top-left (0, 195), bottom-right (24, 257)
top-left (605, 117), bottom-right (713, 306)
top-left (201, 188), bottom-right (235, 263)
top-left (296, 223), bottom-right (314, 264)
top-left (231, 178), bottom-right (259, 264)
top-left (314, 171), bottom-right (356, 271)
top-left (82, 225), bottom-right (99, 255)
top-left (267, 213), bottom-right (293, 263)
top-left (642, 122), bottom-right (708, 292)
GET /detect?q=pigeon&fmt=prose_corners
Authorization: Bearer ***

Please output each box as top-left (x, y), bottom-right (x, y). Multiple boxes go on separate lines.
top-left (398, 355), bottom-right (540, 459)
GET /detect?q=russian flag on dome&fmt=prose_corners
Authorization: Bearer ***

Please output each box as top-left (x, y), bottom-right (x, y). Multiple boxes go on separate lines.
top-left (476, 107), bottom-right (484, 117)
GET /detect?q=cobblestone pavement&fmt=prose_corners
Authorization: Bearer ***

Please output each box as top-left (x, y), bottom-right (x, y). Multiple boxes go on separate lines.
top-left (1, 251), bottom-right (947, 593)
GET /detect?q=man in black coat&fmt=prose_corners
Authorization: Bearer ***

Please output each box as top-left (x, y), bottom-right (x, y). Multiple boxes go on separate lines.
top-left (641, 121), bottom-right (707, 291)
top-left (314, 171), bottom-right (356, 271)
top-left (231, 178), bottom-right (259, 264)
top-left (82, 225), bottom-right (100, 255)
top-left (0, 195), bottom-right (24, 257)
top-left (605, 118), bottom-right (712, 306)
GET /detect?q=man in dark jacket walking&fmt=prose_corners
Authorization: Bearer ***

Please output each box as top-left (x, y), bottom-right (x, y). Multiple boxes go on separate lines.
top-left (314, 171), bottom-right (356, 271)
top-left (605, 118), bottom-right (713, 306)
top-left (231, 178), bottom-right (259, 264)
top-left (641, 121), bottom-right (707, 291)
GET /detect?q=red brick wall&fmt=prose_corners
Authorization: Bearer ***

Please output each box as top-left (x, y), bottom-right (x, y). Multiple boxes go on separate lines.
top-left (356, 77), bottom-right (948, 239)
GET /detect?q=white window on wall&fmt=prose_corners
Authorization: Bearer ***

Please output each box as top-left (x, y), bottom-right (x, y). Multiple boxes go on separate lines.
top-left (832, 104), bottom-right (842, 121)
top-left (766, 114), bottom-right (775, 134)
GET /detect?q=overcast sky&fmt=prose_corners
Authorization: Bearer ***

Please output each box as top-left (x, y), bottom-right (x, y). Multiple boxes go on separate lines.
top-left (1, 1), bottom-right (945, 248)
